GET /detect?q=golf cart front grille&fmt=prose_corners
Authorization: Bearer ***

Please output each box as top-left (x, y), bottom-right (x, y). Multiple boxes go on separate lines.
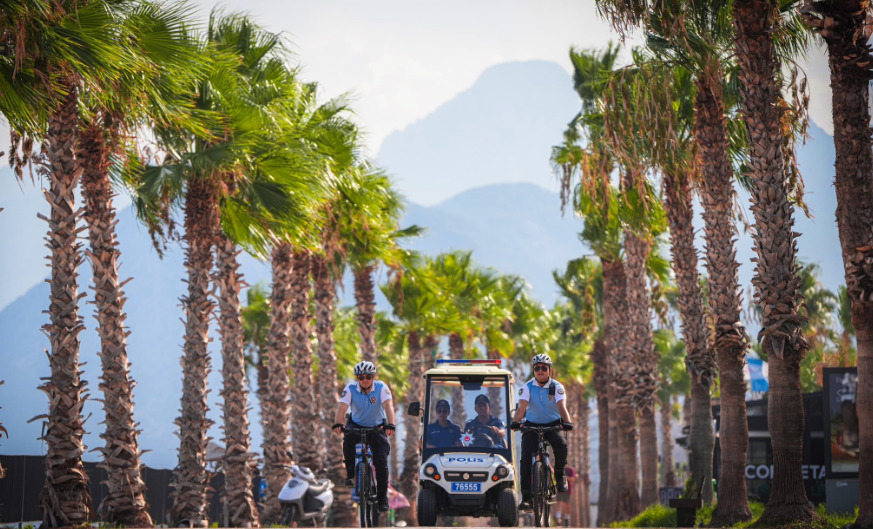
top-left (444, 471), bottom-right (488, 482)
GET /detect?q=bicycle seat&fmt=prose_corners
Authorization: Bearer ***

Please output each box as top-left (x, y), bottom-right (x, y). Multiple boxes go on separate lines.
top-left (305, 480), bottom-right (331, 496)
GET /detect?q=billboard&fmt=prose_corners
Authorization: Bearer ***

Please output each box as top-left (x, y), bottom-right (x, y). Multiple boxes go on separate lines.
top-left (822, 367), bottom-right (859, 478)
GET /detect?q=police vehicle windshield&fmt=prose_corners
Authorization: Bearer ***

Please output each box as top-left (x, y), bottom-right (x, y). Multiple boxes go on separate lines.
top-left (423, 375), bottom-right (512, 458)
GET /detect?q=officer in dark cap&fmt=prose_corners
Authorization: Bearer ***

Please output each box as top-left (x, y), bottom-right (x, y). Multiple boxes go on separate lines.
top-left (464, 394), bottom-right (507, 448)
top-left (425, 399), bottom-right (463, 448)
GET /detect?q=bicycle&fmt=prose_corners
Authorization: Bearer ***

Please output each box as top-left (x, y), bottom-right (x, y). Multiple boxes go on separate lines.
top-left (519, 423), bottom-right (563, 527)
top-left (344, 424), bottom-right (384, 528)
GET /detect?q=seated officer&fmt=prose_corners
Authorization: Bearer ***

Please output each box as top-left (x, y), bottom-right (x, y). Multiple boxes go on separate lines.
top-left (464, 394), bottom-right (507, 448)
top-left (425, 399), bottom-right (462, 448)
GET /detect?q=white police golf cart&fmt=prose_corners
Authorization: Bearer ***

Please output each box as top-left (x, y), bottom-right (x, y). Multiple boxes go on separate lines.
top-left (407, 359), bottom-right (519, 527)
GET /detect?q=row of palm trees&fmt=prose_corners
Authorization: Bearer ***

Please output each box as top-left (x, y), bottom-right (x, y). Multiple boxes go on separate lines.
top-left (0, 1), bottom-right (426, 526)
top-left (549, 0), bottom-right (873, 526)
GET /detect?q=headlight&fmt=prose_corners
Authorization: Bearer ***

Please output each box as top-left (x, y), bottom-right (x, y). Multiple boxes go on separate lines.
top-left (424, 464), bottom-right (438, 479)
top-left (497, 465), bottom-right (509, 477)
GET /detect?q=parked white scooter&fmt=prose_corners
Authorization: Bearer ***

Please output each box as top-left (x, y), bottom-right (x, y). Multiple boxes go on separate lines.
top-left (278, 465), bottom-right (334, 527)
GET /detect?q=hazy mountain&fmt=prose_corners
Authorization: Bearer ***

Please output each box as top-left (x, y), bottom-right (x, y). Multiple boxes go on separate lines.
top-left (377, 60), bottom-right (580, 206)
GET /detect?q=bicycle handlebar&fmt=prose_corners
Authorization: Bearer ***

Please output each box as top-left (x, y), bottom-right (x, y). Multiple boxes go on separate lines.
top-left (344, 425), bottom-right (385, 434)
top-left (519, 424), bottom-right (563, 434)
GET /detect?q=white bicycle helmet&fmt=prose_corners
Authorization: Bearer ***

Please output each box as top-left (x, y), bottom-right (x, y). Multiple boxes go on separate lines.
top-left (531, 354), bottom-right (553, 367)
top-left (354, 361), bottom-right (377, 376)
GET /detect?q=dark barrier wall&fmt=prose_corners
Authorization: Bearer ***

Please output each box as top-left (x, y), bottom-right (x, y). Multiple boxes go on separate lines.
top-left (0, 455), bottom-right (234, 525)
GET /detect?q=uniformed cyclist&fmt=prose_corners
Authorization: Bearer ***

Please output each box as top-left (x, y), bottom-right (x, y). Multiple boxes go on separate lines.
top-left (332, 361), bottom-right (396, 512)
top-left (425, 399), bottom-right (462, 448)
top-left (510, 353), bottom-right (573, 510)
top-left (464, 394), bottom-right (507, 448)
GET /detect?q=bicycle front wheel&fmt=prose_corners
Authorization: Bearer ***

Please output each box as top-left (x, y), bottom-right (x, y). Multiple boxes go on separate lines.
top-left (532, 461), bottom-right (550, 527)
top-left (357, 463), bottom-right (370, 527)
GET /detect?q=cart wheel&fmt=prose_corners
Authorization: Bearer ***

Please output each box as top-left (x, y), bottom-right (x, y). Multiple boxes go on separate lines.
top-left (417, 487), bottom-right (439, 527)
top-left (497, 488), bottom-right (519, 527)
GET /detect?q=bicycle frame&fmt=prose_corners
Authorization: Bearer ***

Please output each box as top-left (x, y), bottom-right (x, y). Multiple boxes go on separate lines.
top-left (520, 424), bottom-right (562, 527)
top-left (345, 425), bottom-right (383, 528)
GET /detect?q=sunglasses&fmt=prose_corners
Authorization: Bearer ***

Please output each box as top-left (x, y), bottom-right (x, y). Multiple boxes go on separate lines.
top-left (436, 408), bottom-right (449, 414)
top-left (356, 374), bottom-right (374, 381)
top-left (533, 365), bottom-right (550, 373)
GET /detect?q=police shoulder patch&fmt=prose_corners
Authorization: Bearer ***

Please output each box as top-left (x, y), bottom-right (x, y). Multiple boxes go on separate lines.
top-left (340, 389), bottom-right (347, 398)
top-left (519, 388), bottom-right (524, 395)
top-left (557, 388), bottom-right (564, 395)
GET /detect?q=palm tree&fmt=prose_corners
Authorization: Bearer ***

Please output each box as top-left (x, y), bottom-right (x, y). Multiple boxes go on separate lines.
top-left (135, 12), bottom-right (327, 525)
top-left (72, 5), bottom-right (199, 524)
top-left (731, 1), bottom-right (818, 522)
top-left (382, 259), bottom-right (455, 523)
top-left (3, 1), bottom-right (128, 524)
top-left (629, 56), bottom-right (719, 505)
top-left (333, 165), bottom-right (419, 363)
top-left (798, 3), bottom-right (873, 525)
top-left (553, 257), bottom-right (606, 524)
top-left (639, 9), bottom-right (754, 517)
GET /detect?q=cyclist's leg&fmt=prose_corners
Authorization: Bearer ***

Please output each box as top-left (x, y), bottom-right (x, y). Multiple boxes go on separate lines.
top-left (545, 428), bottom-right (568, 487)
top-left (519, 431), bottom-right (538, 501)
top-left (343, 429), bottom-right (363, 480)
top-left (370, 431), bottom-right (391, 506)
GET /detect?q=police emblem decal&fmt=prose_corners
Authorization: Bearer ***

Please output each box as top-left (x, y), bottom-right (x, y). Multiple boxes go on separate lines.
top-left (557, 388), bottom-right (564, 395)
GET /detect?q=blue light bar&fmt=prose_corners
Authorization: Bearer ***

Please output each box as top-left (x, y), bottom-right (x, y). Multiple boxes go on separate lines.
top-left (436, 359), bottom-right (502, 365)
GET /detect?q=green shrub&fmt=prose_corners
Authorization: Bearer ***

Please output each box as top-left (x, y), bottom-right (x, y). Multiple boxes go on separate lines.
top-left (610, 504), bottom-right (677, 528)
top-left (817, 502), bottom-right (857, 528)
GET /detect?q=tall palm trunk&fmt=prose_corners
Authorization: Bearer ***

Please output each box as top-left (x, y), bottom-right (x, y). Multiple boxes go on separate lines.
top-left (660, 398), bottom-right (677, 487)
top-left (448, 332), bottom-right (466, 425)
top-left (261, 243), bottom-right (294, 524)
top-left (214, 233), bottom-right (259, 528)
top-left (638, 407), bottom-right (658, 508)
top-left (602, 259), bottom-right (638, 521)
top-left (576, 389), bottom-right (592, 528)
top-left (290, 250), bottom-right (319, 472)
top-left (354, 264), bottom-right (377, 363)
top-left (399, 331), bottom-right (424, 523)
top-left (592, 339), bottom-right (610, 526)
top-left (170, 177), bottom-right (220, 527)
top-left (78, 121), bottom-right (152, 526)
top-left (39, 87), bottom-right (93, 528)
top-left (663, 169), bottom-right (715, 504)
top-left (312, 254), bottom-right (355, 526)
top-left (623, 226), bottom-right (658, 512)
top-left (734, 1), bottom-right (815, 523)
top-left (605, 380), bottom-right (621, 524)
top-left (801, 3), bottom-right (873, 526)
top-left (695, 77), bottom-right (751, 524)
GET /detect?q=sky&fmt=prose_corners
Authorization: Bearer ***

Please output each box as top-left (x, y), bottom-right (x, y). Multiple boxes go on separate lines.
top-left (186, 0), bottom-right (833, 152)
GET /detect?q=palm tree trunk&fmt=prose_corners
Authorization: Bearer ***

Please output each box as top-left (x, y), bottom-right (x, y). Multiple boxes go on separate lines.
top-left (592, 339), bottom-right (610, 526)
top-left (399, 331), bottom-right (424, 523)
top-left (290, 249), bottom-right (318, 473)
top-left (734, 1), bottom-right (816, 523)
top-left (0, 380), bottom-right (6, 479)
top-left (576, 390), bottom-right (592, 528)
top-left (694, 76), bottom-right (751, 524)
top-left (639, 406), bottom-right (658, 508)
top-left (449, 332), bottom-right (467, 425)
top-left (623, 226), bottom-right (658, 514)
top-left (660, 398), bottom-right (676, 488)
top-left (605, 380), bottom-right (621, 524)
top-left (803, 3), bottom-right (873, 525)
top-left (312, 254), bottom-right (355, 527)
top-left (170, 177), bottom-right (220, 527)
top-left (602, 259), bottom-right (638, 521)
top-left (261, 243), bottom-right (294, 524)
top-left (38, 87), bottom-right (93, 528)
top-left (78, 121), bottom-right (152, 526)
top-left (215, 232), bottom-right (259, 527)
top-left (354, 264), bottom-right (377, 363)
top-left (663, 169), bottom-right (716, 503)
